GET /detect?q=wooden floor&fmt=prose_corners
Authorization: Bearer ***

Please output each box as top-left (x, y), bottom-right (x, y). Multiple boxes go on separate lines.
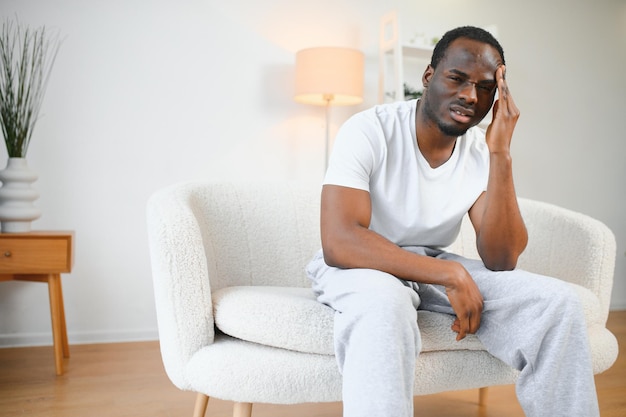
top-left (0, 311), bottom-right (624, 417)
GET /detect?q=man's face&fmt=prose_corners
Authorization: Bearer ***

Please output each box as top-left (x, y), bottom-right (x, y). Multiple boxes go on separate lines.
top-left (421, 38), bottom-right (502, 137)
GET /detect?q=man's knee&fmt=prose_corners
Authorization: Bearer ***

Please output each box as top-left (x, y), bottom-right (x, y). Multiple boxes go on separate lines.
top-left (348, 281), bottom-right (420, 331)
top-left (522, 275), bottom-right (585, 329)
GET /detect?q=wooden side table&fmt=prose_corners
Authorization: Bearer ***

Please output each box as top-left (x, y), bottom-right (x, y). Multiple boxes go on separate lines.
top-left (0, 231), bottom-right (74, 375)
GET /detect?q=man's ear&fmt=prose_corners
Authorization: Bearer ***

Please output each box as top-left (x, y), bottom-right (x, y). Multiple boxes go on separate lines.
top-left (422, 64), bottom-right (434, 88)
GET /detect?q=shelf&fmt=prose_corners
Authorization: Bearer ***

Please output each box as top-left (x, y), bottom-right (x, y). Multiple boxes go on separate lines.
top-left (378, 11), bottom-right (432, 102)
top-left (401, 44), bottom-right (433, 59)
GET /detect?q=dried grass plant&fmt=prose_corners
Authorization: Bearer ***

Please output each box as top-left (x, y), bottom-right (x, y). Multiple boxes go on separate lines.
top-left (0, 19), bottom-right (60, 158)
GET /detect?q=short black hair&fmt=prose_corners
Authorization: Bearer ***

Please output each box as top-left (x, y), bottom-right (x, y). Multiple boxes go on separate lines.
top-left (430, 26), bottom-right (505, 69)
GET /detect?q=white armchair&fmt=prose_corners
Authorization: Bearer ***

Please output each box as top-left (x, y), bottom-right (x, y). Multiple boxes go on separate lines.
top-left (146, 181), bottom-right (618, 417)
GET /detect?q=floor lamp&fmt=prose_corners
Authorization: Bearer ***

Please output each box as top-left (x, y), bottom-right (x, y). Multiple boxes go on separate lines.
top-left (294, 47), bottom-right (364, 171)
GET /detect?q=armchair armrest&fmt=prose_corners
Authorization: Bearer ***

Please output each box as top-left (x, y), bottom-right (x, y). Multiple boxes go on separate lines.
top-left (517, 198), bottom-right (616, 323)
top-left (147, 183), bottom-right (215, 389)
top-left (450, 198), bottom-right (616, 323)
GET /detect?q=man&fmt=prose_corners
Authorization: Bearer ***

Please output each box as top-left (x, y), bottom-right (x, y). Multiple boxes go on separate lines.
top-left (305, 26), bottom-right (599, 417)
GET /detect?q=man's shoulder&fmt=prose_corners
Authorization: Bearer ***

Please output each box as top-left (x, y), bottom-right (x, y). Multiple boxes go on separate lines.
top-left (343, 100), bottom-right (415, 132)
top-left (344, 100), bottom-right (417, 133)
top-left (371, 99), bottom-right (417, 117)
top-left (349, 99), bottom-right (416, 121)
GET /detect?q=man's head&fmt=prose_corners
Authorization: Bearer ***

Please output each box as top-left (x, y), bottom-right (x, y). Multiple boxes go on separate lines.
top-left (420, 26), bottom-right (505, 137)
top-left (430, 26), bottom-right (505, 70)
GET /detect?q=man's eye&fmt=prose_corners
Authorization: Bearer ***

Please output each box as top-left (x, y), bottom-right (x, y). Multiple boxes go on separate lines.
top-left (478, 85), bottom-right (494, 92)
top-left (448, 76), bottom-right (462, 82)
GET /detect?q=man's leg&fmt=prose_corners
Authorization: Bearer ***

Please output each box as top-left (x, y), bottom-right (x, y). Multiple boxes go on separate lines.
top-left (420, 252), bottom-right (600, 417)
top-left (306, 251), bottom-right (421, 417)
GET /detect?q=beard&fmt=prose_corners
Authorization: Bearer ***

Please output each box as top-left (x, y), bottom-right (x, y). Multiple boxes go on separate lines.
top-left (421, 94), bottom-right (476, 137)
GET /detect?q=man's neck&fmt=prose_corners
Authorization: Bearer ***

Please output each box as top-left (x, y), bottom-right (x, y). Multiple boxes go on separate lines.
top-left (415, 100), bottom-right (458, 169)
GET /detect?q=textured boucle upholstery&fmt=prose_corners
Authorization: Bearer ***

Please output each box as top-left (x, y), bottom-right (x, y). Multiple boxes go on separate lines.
top-left (147, 181), bottom-right (619, 405)
top-left (212, 283), bottom-right (603, 357)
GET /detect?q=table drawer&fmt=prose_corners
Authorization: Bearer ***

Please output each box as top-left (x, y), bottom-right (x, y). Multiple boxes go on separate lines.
top-left (0, 235), bottom-right (72, 274)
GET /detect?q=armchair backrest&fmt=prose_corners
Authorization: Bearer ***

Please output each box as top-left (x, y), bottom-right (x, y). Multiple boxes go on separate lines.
top-left (193, 182), bottom-right (322, 289)
top-left (150, 181), bottom-right (615, 309)
top-left (148, 182), bottom-right (322, 292)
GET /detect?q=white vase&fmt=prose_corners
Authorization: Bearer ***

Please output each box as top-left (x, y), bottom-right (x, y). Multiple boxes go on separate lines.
top-left (0, 157), bottom-right (42, 233)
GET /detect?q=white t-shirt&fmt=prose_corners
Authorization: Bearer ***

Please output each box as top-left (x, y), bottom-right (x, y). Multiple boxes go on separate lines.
top-left (324, 99), bottom-right (489, 248)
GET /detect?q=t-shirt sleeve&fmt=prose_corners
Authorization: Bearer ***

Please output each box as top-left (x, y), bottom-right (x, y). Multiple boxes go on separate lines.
top-left (323, 112), bottom-right (379, 192)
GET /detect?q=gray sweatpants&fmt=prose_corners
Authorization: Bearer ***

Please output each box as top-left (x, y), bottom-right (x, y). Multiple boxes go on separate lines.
top-left (305, 247), bottom-right (599, 417)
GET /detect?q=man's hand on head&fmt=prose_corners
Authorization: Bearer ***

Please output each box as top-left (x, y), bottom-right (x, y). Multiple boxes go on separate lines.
top-left (485, 65), bottom-right (520, 155)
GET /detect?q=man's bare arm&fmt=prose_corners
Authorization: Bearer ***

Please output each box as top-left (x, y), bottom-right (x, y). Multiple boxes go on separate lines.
top-left (321, 184), bottom-right (483, 340)
top-left (469, 65), bottom-right (528, 271)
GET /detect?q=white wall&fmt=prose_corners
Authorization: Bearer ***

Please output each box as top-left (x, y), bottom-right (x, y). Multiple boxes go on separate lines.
top-left (0, 0), bottom-right (624, 347)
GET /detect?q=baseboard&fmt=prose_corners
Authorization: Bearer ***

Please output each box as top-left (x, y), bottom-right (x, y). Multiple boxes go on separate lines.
top-left (0, 328), bottom-right (159, 348)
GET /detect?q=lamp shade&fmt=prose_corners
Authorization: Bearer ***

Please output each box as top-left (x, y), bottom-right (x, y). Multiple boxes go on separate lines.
top-left (294, 47), bottom-right (364, 106)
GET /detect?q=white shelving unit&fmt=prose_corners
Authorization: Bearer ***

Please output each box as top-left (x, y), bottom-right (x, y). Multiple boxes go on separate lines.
top-left (378, 11), bottom-right (433, 103)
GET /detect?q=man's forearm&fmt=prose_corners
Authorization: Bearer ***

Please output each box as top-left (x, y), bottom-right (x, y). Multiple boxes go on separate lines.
top-left (476, 152), bottom-right (528, 270)
top-left (322, 219), bottom-right (485, 340)
top-left (322, 223), bottom-right (462, 286)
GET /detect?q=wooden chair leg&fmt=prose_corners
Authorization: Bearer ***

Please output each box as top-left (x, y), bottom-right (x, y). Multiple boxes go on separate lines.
top-left (192, 393), bottom-right (209, 417)
top-left (233, 402), bottom-right (253, 417)
top-left (478, 387), bottom-right (488, 406)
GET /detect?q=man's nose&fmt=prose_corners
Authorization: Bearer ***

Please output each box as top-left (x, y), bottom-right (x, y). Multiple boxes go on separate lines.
top-left (459, 81), bottom-right (478, 103)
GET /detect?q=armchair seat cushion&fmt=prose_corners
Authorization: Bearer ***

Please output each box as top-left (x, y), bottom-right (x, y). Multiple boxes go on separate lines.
top-left (213, 286), bottom-right (335, 355)
top-left (213, 283), bottom-right (603, 356)
top-left (213, 286), bottom-right (484, 355)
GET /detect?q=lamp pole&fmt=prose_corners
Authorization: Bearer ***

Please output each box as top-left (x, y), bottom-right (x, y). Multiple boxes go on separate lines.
top-left (323, 94), bottom-right (333, 172)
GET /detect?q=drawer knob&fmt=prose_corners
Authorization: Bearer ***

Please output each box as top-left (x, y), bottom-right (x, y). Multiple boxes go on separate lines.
top-left (4, 251), bottom-right (11, 257)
